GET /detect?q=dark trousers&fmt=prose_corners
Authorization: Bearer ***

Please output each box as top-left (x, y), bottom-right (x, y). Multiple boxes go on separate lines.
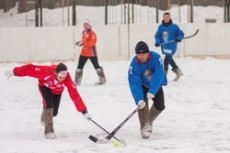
top-left (164, 55), bottom-right (178, 72)
top-left (143, 86), bottom-right (165, 111)
top-left (39, 86), bottom-right (61, 117)
top-left (77, 55), bottom-right (101, 70)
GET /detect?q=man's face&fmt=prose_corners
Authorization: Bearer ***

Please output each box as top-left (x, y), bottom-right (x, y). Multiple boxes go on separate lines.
top-left (56, 71), bottom-right (67, 82)
top-left (136, 53), bottom-right (149, 63)
top-left (56, 75), bottom-right (66, 82)
top-left (163, 14), bottom-right (171, 23)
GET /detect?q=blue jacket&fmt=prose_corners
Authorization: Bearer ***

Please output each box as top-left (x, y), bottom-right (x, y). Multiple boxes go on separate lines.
top-left (128, 51), bottom-right (167, 105)
top-left (154, 20), bottom-right (184, 56)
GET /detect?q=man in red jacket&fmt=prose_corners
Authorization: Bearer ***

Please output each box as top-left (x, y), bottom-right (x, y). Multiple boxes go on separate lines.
top-left (5, 63), bottom-right (91, 139)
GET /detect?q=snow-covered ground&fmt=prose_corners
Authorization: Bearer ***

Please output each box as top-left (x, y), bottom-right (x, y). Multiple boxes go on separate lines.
top-left (0, 57), bottom-right (230, 153)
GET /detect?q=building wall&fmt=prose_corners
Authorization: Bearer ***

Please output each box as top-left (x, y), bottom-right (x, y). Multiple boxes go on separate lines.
top-left (0, 23), bottom-right (230, 63)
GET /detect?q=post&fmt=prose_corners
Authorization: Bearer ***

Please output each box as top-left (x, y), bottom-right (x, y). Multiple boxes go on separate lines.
top-left (72, 0), bottom-right (76, 25)
top-left (35, 0), bottom-right (39, 27)
top-left (67, 0), bottom-right (70, 26)
top-left (127, 0), bottom-right (130, 59)
top-left (155, 0), bottom-right (159, 23)
top-left (131, 0), bottom-right (134, 24)
top-left (178, 0), bottom-right (181, 22)
top-left (168, 0), bottom-right (171, 12)
top-left (39, 0), bottom-right (43, 26)
top-left (105, 0), bottom-right (108, 25)
top-left (190, 0), bottom-right (194, 23)
top-left (227, 0), bottom-right (230, 22)
top-left (224, 0), bottom-right (226, 22)
top-left (124, 2), bottom-right (126, 24)
top-left (187, 0), bottom-right (194, 23)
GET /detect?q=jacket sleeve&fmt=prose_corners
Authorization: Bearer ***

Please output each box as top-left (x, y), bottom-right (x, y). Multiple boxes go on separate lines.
top-left (128, 60), bottom-right (144, 105)
top-left (13, 64), bottom-right (49, 79)
top-left (176, 25), bottom-right (184, 40)
top-left (148, 56), bottom-right (165, 95)
top-left (64, 74), bottom-right (87, 112)
top-left (154, 26), bottom-right (162, 44)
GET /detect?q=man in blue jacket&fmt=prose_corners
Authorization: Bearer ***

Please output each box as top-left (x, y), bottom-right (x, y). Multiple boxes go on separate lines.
top-left (154, 12), bottom-right (184, 81)
top-left (128, 41), bottom-right (167, 139)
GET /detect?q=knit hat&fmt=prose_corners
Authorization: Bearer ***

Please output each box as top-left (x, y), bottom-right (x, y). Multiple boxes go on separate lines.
top-left (135, 41), bottom-right (149, 54)
top-left (83, 19), bottom-right (92, 26)
top-left (56, 63), bottom-right (67, 77)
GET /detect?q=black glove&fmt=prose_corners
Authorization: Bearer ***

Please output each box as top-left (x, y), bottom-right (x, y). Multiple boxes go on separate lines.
top-left (176, 39), bottom-right (182, 43)
top-left (76, 41), bottom-right (83, 47)
top-left (155, 43), bottom-right (160, 47)
top-left (82, 109), bottom-right (92, 121)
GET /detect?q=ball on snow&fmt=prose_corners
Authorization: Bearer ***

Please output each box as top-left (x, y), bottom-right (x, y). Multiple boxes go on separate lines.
top-left (113, 140), bottom-right (121, 147)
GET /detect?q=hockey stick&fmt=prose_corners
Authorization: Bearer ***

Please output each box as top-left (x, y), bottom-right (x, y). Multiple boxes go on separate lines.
top-left (89, 107), bottom-right (139, 143)
top-left (90, 119), bottom-right (123, 143)
top-left (160, 29), bottom-right (199, 45)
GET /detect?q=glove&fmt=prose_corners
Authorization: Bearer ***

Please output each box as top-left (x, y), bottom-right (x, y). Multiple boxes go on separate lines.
top-left (83, 113), bottom-right (92, 121)
top-left (137, 100), bottom-right (146, 109)
top-left (5, 70), bottom-right (14, 80)
top-left (76, 41), bottom-right (83, 47)
top-left (147, 92), bottom-right (155, 99)
top-left (82, 110), bottom-right (92, 121)
top-left (176, 39), bottom-right (182, 42)
top-left (155, 43), bottom-right (160, 47)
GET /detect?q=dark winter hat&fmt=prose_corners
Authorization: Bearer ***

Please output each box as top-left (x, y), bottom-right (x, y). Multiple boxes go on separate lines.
top-left (135, 41), bottom-right (149, 54)
top-left (56, 63), bottom-right (67, 73)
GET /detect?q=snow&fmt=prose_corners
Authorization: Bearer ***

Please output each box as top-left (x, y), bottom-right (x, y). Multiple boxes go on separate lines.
top-left (1, 58), bottom-right (230, 153)
top-left (0, 3), bottom-right (230, 153)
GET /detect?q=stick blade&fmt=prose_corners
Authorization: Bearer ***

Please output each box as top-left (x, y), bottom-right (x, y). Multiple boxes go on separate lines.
top-left (89, 135), bottom-right (98, 143)
top-left (88, 135), bottom-right (109, 144)
top-left (88, 135), bottom-right (109, 143)
top-left (88, 135), bottom-right (127, 146)
top-left (194, 29), bottom-right (199, 35)
top-left (184, 29), bottom-right (199, 39)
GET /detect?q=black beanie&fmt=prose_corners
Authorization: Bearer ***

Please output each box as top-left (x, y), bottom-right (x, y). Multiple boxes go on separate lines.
top-left (56, 63), bottom-right (67, 73)
top-left (135, 41), bottom-right (149, 54)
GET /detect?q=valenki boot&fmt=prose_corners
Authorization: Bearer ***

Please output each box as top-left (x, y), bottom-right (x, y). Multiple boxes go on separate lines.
top-left (44, 108), bottom-right (56, 139)
top-left (149, 105), bottom-right (162, 132)
top-left (172, 67), bottom-right (183, 81)
top-left (74, 69), bottom-right (83, 85)
top-left (95, 67), bottom-right (106, 85)
top-left (138, 105), bottom-right (151, 139)
top-left (141, 123), bottom-right (152, 139)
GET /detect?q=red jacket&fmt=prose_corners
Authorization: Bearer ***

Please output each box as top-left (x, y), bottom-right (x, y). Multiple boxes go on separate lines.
top-left (13, 64), bottom-right (87, 112)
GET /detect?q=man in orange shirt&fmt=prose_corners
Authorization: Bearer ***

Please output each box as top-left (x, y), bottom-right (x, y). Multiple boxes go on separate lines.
top-left (75, 19), bottom-right (106, 85)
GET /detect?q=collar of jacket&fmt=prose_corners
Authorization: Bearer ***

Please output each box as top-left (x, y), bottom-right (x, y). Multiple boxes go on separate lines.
top-left (162, 19), bottom-right (172, 26)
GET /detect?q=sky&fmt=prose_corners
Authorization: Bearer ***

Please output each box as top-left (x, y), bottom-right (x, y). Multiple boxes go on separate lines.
top-left (0, 3), bottom-right (230, 153)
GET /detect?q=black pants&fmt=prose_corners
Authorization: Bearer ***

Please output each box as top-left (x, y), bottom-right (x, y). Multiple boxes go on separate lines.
top-left (77, 55), bottom-right (101, 69)
top-left (164, 55), bottom-right (178, 72)
top-left (39, 86), bottom-right (61, 117)
top-left (143, 86), bottom-right (165, 111)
